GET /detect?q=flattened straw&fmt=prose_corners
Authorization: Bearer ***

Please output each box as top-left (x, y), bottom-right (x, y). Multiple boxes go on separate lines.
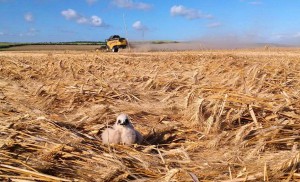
top-left (69, 65), bottom-right (76, 79)
top-left (80, 84), bottom-right (84, 94)
top-left (162, 168), bottom-right (180, 182)
top-left (220, 172), bottom-right (263, 182)
top-left (106, 119), bottom-right (111, 153)
top-left (34, 84), bottom-right (44, 96)
top-left (196, 98), bottom-right (205, 124)
top-left (257, 74), bottom-right (267, 92)
top-left (188, 172), bottom-right (200, 182)
top-left (293, 173), bottom-right (300, 178)
top-left (215, 94), bottom-right (228, 129)
top-left (156, 147), bottom-right (166, 165)
top-left (282, 91), bottom-right (291, 104)
top-left (193, 69), bottom-right (199, 84)
top-left (185, 89), bottom-right (195, 108)
top-left (130, 93), bottom-right (141, 102)
top-left (292, 142), bottom-right (298, 153)
top-left (0, 175), bottom-right (45, 181)
top-left (143, 79), bottom-right (153, 89)
top-left (229, 165), bottom-right (233, 180)
top-left (3, 179), bottom-right (36, 182)
top-left (0, 164), bottom-right (73, 182)
top-left (264, 162), bottom-right (268, 182)
top-left (248, 104), bottom-right (259, 127)
top-left (205, 116), bottom-right (214, 134)
top-left (284, 152), bottom-right (299, 182)
top-left (0, 153), bottom-right (38, 172)
top-left (218, 94), bottom-right (228, 119)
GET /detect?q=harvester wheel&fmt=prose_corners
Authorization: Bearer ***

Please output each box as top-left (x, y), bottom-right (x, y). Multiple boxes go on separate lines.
top-left (112, 46), bottom-right (119, 52)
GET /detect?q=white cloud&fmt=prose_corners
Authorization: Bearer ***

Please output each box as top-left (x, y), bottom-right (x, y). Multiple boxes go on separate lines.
top-left (24, 12), bottom-right (34, 22)
top-left (249, 1), bottom-right (262, 5)
top-left (61, 9), bottom-right (104, 27)
top-left (241, 0), bottom-right (263, 5)
top-left (132, 21), bottom-right (148, 31)
top-left (77, 17), bottom-right (88, 24)
top-left (19, 28), bottom-right (38, 37)
top-left (170, 5), bottom-right (212, 20)
top-left (270, 32), bottom-right (300, 42)
top-left (206, 22), bottom-right (222, 28)
top-left (27, 28), bottom-right (37, 36)
top-left (86, 0), bottom-right (97, 5)
top-left (112, 0), bottom-right (152, 10)
top-left (293, 32), bottom-right (300, 38)
top-left (270, 33), bottom-right (285, 40)
top-left (59, 29), bottom-right (77, 34)
top-left (272, 33), bottom-right (298, 40)
top-left (91, 16), bottom-right (102, 26)
top-left (61, 9), bottom-right (78, 20)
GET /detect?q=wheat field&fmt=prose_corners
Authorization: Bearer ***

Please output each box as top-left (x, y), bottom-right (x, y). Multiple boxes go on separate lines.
top-left (0, 48), bottom-right (300, 181)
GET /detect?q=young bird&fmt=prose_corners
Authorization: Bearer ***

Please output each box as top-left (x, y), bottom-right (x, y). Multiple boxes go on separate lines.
top-left (101, 114), bottom-right (143, 145)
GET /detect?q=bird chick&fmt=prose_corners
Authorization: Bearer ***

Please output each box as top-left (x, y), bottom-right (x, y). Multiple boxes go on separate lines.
top-left (102, 114), bottom-right (143, 145)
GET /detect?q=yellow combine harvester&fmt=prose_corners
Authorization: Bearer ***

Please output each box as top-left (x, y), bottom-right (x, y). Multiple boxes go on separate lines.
top-left (105, 35), bottom-right (128, 52)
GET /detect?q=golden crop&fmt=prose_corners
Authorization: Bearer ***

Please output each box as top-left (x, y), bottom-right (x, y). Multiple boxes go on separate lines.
top-left (0, 49), bottom-right (299, 181)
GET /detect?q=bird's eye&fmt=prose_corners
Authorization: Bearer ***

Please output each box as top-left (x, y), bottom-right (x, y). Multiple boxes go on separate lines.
top-left (124, 119), bottom-right (129, 124)
top-left (117, 120), bottom-right (121, 124)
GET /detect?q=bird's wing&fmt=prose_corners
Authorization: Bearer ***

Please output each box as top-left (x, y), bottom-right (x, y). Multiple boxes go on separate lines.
top-left (101, 128), bottom-right (121, 144)
top-left (120, 128), bottom-right (137, 145)
top-left (135, 130), bottom-right (143, 144)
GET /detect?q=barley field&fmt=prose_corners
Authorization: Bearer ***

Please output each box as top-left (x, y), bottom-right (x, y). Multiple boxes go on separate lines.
top-left (0, 48), bottom-right (300, 181)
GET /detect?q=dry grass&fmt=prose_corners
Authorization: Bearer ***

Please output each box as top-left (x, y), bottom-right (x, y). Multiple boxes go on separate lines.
top-left (0, 49), bottom-right (300, 181)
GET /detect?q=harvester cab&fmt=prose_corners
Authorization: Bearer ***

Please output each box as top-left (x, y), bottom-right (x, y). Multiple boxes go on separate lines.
top-left (105, 35), bottom-right (128, 52)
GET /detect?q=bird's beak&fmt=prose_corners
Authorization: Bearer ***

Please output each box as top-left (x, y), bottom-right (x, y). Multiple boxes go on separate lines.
top-left (120, 119), bottom-right (129, 125)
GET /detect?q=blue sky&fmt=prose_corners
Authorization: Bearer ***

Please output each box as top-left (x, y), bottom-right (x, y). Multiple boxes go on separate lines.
top-left (0, 0), bottom-right (300, 44)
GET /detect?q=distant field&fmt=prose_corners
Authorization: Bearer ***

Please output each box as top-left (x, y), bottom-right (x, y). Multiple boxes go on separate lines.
top-left (1, 41), bottom-right (294, 52)
top-left (1, 44), bottom-right (101, 51)
top-left (0, 41), bottom-right (105, 51)
top-left (1, 49), bottom-right (300, 181)
top-left (0, 42), bottom-right (23, 49)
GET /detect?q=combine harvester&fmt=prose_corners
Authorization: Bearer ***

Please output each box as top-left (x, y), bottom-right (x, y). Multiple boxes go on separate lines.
top-left (97, 35), bottom-right (128, 52)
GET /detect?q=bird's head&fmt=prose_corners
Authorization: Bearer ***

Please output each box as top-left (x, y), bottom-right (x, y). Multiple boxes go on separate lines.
top-left (115, 114), bottom-right (133, 127)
